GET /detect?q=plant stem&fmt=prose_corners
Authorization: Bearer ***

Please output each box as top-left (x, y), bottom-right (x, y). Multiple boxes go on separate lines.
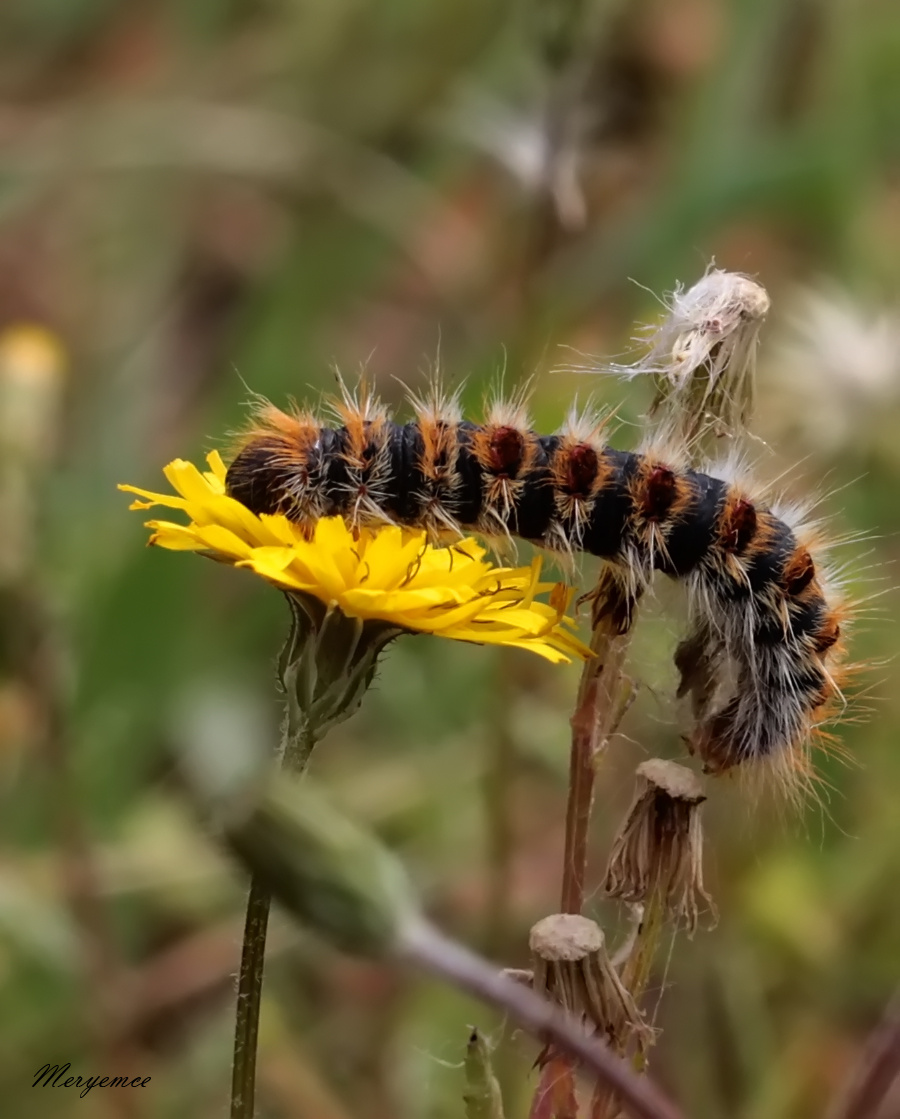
top-left (230, 720), bottom-right (318, 1119)
top-left (560, 586), bottom-right (637, 914)
top-left (619, 891), bottom-right (666, 1012)
top-left (230, 877), bottom-right (272, 1119)
top-left (403, 920), bottom-right (684, 1119)
top-left (827, 988), bottom-right (900, 1119)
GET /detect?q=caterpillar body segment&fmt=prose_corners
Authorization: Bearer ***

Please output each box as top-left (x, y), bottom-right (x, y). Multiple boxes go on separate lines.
top-left (226, 412), bottom-right (727, 573)
top-left (225, 399), bottom-right (849, 783)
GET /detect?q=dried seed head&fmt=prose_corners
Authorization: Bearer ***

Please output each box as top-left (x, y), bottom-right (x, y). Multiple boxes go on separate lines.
top-left (603, 759), bottom-right (716, 934)
top-left (617, 268), bottom-right (769, 450)
top-left (529, 913), bottom-right (651, 1056)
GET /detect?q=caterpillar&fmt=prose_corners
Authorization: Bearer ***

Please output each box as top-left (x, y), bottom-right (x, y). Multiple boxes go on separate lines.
top-left (225, 384), bottom-right (851, 787)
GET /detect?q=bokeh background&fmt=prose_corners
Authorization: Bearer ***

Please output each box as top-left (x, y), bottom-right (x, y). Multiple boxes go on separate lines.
top-left (2, 1), bottom-right (900, 1117)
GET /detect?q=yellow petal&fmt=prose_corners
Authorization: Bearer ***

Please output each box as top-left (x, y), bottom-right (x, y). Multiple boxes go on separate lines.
top-left (122, 457), bottom-right (591, 663)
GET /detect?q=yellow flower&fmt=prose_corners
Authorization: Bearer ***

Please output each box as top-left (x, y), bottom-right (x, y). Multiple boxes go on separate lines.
top-left (119, 452), bottom-right (591, 665)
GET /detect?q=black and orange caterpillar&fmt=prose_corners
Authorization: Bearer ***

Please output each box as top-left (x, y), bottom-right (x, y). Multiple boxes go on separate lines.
top-left (225, 385), bottom-right (851, 787)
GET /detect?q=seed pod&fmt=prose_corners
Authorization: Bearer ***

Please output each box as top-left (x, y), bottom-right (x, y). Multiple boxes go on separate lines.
top-left (615, 268), bottom-right (769, 450)
top-left (529, 913), bottom-right (650, 1055)
top-left (604, 759), bottom-right (715, 934)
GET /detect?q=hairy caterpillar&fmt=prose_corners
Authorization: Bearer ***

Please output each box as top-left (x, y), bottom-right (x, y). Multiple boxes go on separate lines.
top-left (225, 385), bottom-right (851, 786)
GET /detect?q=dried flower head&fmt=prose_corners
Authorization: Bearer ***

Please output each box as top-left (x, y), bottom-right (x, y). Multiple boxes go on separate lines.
top-left (615, 267), bottom-right (769, 448)
top-left (603, 759), bottom-right (715, 934)
top-left (529, 913), bottom-right (650, 1056)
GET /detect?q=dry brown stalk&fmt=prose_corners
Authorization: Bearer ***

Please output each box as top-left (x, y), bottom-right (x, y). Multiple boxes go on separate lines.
top-left (561, 571), bottom-right (639, 914)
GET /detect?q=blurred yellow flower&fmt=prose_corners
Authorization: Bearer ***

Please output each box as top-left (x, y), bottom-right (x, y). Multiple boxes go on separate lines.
top-left (0, 324), bottom-right (67, 386)
top-left (119, 452), bottom-right (591, 664)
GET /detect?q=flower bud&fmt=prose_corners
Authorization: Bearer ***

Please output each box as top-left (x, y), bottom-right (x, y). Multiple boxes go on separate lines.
top-left (225, 774), bottom-right (419, 958)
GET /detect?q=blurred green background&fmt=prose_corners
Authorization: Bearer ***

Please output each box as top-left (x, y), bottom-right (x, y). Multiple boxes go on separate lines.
top-left (1, 1), bottom-right (899, 1116)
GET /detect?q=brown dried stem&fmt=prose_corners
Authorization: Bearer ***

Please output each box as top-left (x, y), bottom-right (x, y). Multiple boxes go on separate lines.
top-left (561, 575), bottom-right (638, 914)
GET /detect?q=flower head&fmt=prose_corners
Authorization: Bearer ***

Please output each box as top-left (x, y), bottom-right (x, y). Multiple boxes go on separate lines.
top-left (603, 758), bottom-right (715, 934)
top-left (529, 913), bottom-right (649, 1053)
top-left (119, 452), bottom-right (590, 665)
top-left (613, 267), bottom-right (769, 449)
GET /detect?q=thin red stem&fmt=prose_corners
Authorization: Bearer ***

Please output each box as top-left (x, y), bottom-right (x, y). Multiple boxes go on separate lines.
top-left (560, 606), bottom-right (636, 914)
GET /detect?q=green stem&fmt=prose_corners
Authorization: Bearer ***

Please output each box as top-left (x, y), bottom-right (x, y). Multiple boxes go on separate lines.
top-left (230, 719), bottom-right (318, 1119)
top-left (230, 877), bottom-right (272, 1119)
